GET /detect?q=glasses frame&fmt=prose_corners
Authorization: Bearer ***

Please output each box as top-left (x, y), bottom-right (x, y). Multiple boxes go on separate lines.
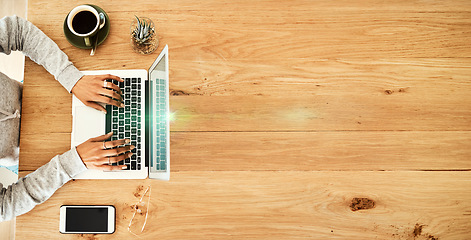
top-left (128, 185), bottom-right (152, 237)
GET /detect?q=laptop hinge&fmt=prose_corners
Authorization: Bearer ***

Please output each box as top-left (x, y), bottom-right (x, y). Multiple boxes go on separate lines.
top-left (144, 80), bottom-right (150, 168)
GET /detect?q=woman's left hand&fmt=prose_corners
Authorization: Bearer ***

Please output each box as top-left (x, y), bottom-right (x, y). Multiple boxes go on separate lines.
top-left (71, 74), bottom-right (124, 113)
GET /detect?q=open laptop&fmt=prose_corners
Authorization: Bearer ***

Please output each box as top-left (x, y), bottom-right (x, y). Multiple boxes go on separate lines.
top-left (71, 45), bottom-right (169, 180)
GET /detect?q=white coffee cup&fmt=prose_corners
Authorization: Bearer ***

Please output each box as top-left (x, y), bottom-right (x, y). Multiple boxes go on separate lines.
top-left (67, 5), bottom-right (105, 47)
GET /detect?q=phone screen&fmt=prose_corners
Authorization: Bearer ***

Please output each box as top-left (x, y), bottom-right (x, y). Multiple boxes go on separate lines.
top-left (66, 207), bottom-right (109, 232)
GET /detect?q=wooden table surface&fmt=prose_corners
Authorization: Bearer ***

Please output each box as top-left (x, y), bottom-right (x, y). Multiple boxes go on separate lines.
top-left (17, 0), bottom-right (471, 239)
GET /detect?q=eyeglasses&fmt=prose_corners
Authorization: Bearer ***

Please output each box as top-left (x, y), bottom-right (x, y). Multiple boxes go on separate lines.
top-left (128, 185), bottom-right (152, 238)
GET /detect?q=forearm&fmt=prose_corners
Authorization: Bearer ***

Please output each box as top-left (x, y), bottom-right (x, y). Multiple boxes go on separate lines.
top-left (0, 15), bottom-right (84, 92)
top-left (0, 148), bottom-right (87, 221)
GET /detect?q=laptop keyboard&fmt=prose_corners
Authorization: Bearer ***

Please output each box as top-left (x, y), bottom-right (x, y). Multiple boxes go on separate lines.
top-left (106, 78), bottom-right (142, 171)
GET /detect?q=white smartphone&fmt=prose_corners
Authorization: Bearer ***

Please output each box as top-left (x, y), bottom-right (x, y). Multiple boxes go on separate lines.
top-left (59, 205), bottom-right (115, 234)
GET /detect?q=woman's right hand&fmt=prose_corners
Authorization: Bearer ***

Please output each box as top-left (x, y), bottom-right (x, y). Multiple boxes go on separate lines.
top-left (76, 132), bottom-right (134, 171)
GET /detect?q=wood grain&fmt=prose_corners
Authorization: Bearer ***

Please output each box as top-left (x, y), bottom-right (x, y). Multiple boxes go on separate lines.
top-left (23, 0), bottom-right (471, 62)
top-left (20, 94), bottom-right (471, 133)
top-left (28, 0), bottom-right (471, 12)
top-left (20, 58), bottom-right (471, 132)
top-left (25, 12), bottom-right (471, 62)
top-left (17, 0), bottom-right (471, 239)
top-left (16, 171), bottom-right (471, 240)
top-left (19, 131), bottom-right (471, 171)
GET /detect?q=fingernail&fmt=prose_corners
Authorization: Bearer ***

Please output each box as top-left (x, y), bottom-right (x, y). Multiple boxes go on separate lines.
top-left (125, 139), bottom-right (130, 143)
top-left (122, 166), bottom-right (128, 170)
top-left (131, 145), bottom-right (136, 150)
top-left (108, 131), bottom-right (113, 135)
top-left (120, 103), bottom-right (125, 107)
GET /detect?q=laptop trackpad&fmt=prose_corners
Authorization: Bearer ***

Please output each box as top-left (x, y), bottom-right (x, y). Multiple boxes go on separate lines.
top-left (73, 106), bottom-right (105, 144)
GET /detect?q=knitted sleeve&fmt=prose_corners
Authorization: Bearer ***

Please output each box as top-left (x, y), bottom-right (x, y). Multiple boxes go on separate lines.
top-left (0, 15), bottom-right (84, 92)
top-left (0, 148), bottom-right (87, 221)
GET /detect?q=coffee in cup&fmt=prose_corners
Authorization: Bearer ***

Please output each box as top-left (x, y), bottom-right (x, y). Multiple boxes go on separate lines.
top-left (67, 5), bottom-right (105, 47)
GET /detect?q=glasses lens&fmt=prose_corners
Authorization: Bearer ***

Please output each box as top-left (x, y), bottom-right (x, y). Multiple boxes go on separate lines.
top-left (129, 187), bottom-right (151, 235)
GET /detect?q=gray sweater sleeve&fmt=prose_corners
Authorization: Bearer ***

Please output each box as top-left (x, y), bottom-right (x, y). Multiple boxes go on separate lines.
top-left (0, 148), bottom-right (87, 221)
top-left (0, 16), bottom-right (88, 221)
top-left (0, 15), bottom-right (84, 92)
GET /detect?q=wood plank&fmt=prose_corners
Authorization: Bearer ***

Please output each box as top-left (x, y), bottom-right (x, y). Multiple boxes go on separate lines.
top-left (168, 58), bottom-right (471, 97)
top-left (22, 96), bottom-right (471, 133)
top-left (171, 131), bottom-right (471, 171)
top-left (28, 0), bottom-right (471, 12)
top-left (169, 95), bottom-right (471, 131)
top-left (15, 171), bottom-right (471, 239)
top-left (23, 5), bottom-right (471, 61)
top-left (19, 133), bottom-right (71, 170)
top-left (22, 57), bottom-right (471, 133)
top-left (21, 94), bottom-right (471, 133)
top-left (19, 131), bottom-right (471, 171)
top-left (25, 57), bottom-right (471, 98)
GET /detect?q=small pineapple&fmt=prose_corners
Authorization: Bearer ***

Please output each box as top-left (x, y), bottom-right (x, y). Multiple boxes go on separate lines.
top-left (132, 16), bottom-right (154, 45)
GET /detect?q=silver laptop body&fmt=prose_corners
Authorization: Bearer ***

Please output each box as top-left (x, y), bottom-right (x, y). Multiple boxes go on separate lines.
top-left (71, 45), bottom-right (169, 180)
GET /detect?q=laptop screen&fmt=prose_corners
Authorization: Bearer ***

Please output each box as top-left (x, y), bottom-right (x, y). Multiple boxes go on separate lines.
top-left (147, 48), bottom-right (169, 175)
top-left (150, 57), bottom-right (166, 77)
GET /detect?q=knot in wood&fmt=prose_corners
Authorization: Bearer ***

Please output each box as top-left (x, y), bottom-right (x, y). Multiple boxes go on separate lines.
top-left (350, 197), bottom-right (375, 211)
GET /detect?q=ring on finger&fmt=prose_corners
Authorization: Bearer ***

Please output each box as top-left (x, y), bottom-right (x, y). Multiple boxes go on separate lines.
top-left (103, 141), bottom-right (107, 149)
top-left (108, 156), bottom-right (111, 165)
top-left (104, 81), bottom-right (108, 88)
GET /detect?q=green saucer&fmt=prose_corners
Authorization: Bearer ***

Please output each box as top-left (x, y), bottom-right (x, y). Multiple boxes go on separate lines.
top-left (63, 5), bottom-right (110, 49)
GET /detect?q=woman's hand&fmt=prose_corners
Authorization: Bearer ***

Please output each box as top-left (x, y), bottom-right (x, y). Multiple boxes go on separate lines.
top-left (71, 74), bottom-right (124, 113)
top-left (76, 132), bottom-right (134, 171)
